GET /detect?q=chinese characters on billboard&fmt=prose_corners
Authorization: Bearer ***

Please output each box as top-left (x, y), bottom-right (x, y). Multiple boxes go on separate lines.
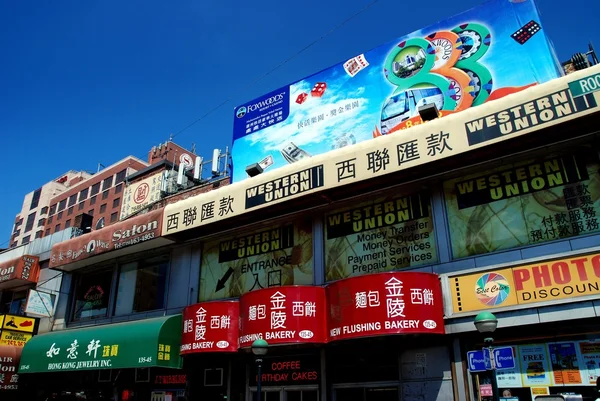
top-left (239, 286), bottom-right (327, 348)
top-left (327, 272), bottom-right (444, 340)
top-left (324, 191), bottom-right (436, 281)
top-left (181, 301), bottom-right (239, 354)
top-left (444, 148), bottom-right (600, 258)
top-left (199, 220), bottom-right (313, 301)
top-left (231, 0), bottom-right (562, 182)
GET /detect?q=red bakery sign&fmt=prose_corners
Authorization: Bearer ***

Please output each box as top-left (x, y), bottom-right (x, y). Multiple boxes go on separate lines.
top-left (239, 286), bottom-right (327, 348)
top-left (180, 301), bottom-right (239, 354)
top-left (327, 272), bottom-right (445, 341)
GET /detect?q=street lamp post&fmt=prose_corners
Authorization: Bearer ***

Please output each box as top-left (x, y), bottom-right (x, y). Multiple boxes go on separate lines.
top-left (474, 312), bottom-right (499, 401)
top-left (252, 339), bottom-right (269, 401)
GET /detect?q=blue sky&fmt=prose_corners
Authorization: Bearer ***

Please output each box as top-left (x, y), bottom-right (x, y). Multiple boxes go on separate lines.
top-left (0, 0), bottom-right (598, 247)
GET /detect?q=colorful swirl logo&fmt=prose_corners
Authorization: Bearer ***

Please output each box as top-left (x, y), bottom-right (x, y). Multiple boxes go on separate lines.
top-left (475, 272), bottom-right (510, 306)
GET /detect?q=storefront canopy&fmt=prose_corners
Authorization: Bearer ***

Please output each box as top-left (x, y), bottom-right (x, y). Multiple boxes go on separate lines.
top-left (18, 315), bottom-right (182, 374)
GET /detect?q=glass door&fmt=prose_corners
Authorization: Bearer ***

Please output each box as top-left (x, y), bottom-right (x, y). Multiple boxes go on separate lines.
top-left (251, 388), bottom-right (283, 401)
top-left (284, 388), bottom-right (319, 401)
top-left (334, 386), bottom-right (398, 401)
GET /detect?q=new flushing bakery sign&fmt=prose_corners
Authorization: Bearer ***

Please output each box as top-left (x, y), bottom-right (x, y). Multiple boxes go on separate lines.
top-left (180, 272), bottom-right (444, 354)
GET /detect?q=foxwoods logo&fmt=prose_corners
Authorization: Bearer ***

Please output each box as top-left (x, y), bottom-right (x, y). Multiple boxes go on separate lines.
top-left (237, 92), bottom-right (286, 118)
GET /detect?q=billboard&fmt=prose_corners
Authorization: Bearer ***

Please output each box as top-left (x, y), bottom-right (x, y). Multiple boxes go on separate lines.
top-left (120, 171), bottom-right (164, 220)
top-left (231, 0), bottom-right (562, 182)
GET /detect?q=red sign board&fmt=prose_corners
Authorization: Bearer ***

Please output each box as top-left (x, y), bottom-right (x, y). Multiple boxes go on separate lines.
top-left (49, 209), bottom-right (164, 269)
top-left (239, 286), bottom-right (327, 348)
top-left (180, 301), bottom-right (239, 354)
top-left (0, 255), bottom-right (40, 288)
top-left (0, 345), bottom-right (21, 390)
top-left (327, 272), bottom-right (445, 341)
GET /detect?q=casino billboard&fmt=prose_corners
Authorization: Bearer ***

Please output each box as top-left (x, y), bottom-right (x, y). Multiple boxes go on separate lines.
top-left (230, 0), bottom-right (562, 182)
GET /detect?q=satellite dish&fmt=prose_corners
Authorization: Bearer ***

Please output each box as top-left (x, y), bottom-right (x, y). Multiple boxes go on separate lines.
top-left (95, 217), bottom-right (105, 230)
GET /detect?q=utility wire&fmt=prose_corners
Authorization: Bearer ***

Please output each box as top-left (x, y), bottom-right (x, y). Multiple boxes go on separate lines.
top-left (171, 0), bottom-right (383, 140)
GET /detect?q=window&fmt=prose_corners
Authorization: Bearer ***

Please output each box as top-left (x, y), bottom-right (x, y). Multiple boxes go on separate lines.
top-left (54, 224), bottom-right (61, 233)
top-left (88, 209), bottom-right (94, 216)
top-left (30, 188), bottom-right (42, 210)
top-left (47, 215), bottom-right (53, 224)
top-left (35, 230), bottom-right (43, 239)
top-left (115, 169), bottom-right (127, 184)
top-left (72, 268), bottom-right (113, 321)
top-left (24, 212), bottom-right (36, 233)
top-left (102, 176), bottom-right (113, 191)
top-left (68, 207), bottom-right (74, 216)
top-left (37, 218), bottom-right (46, 227)
top-left (65, 219), bottom-right (71, 228)
top-left (21, 236), bottom-right (30, 245)
top-left (90, 196), bottom-right (97, 205)
top-left (114, 253), bottom-right (169, 316)
top-left (113, 198), bottom-right (120, 208)
top-left (68, 194), bottom-right (77, 207)
top-left (115, 183), bottom-right (123, 194)
top-left (443, 149), bottom-right (600, 259)
top-left (102, 190), bottom-right (109, 200)
top-left (100, 204), bottom-right (107, 213)
top-left (79, 202), bottom-right (85, 211)
top-left (57, 211), bottom-right (63, 220)
top-left (13, 229), bottom-right (20, 237)
top-left (58, 199), bottom-right (67, 211)
top-left (49, 204), bottom-right (57, 215)
top-left (14, 218), bottom-right (22, 227)
top-left (79, 188), bottom-right (89, 202)
top-left (110, 212), bottom-right (118, 223)
top-left (45, 228), bottom-right (51, 236)
top-left (90, 182), bottom-right (101, 196)
top-left (40, 206), bottom-right (48, 215)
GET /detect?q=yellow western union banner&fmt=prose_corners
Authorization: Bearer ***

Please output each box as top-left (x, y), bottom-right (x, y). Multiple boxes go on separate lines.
top-left (449, 252), bottom-right (600, 314)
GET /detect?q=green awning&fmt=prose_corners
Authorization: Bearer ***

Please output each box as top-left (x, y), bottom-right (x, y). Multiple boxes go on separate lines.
top-left (19, 315), bottom-right (182, 373)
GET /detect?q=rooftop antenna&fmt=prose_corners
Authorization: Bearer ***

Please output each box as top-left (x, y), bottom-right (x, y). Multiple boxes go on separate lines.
top-left (191, 143), bottom-right (196, 154)
top-left (169, 133), bottom-right (173, 142)
top-left (97, 163), bottom-right (105, 173)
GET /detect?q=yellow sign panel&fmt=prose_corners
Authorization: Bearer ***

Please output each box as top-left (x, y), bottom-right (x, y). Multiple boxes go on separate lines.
top-left (0, 330), bottom-right (32, 347)
top-left (0, 315), bottom-right (4, 327)
top-left (449, 252), bottom-right (600, 314)
top-left (1, 314), bottom-right (36, 333)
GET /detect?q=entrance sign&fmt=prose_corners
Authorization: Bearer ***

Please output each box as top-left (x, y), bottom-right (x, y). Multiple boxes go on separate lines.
top-left (199, 220), bottom-right (313, 301)
top-left (238, 286), bottom-right (327, 348)
top-left (163, 66), bottom-right (600, 238)
top-left (327, 272), bottom-right (444, 341)
top-left (180, 301), bottom-right (239, 354)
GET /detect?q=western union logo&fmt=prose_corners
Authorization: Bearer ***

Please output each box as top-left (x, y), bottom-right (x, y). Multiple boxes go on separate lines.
top-left (218, 226), bottom-right (294, 263)
top-left (326, 193), bottom-right (430, 239)
top-left (245, 166), bottom-right (324, 209)
top-left (454, 154), bottom-right (588, 209)
top-left (466, 90), bottom-right (597, 145)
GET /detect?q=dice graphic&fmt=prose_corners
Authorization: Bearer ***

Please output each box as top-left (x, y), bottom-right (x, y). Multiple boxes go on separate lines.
top-left (296, 92), bottom-right (308, 104)
top-left (311, 82), bottom-right (327, 97)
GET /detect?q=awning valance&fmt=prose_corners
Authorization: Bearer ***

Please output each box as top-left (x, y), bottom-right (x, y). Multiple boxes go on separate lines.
top-left (19, 315), bottom-right (182, 373)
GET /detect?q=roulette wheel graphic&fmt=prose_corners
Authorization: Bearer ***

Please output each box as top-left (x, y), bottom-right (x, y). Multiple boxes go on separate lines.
top-left (475, 272), bottom-right (511, 306)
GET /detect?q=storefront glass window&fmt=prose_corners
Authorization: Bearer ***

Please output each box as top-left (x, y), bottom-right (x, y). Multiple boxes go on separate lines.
top-left (444, 148), bottom-right (600, 259)
top-left (72, 268), bottom-right (113, 321)
top-left (114, 253), bottom-right (169, 316)
top-left (324, 189), bottom-right (436, 281)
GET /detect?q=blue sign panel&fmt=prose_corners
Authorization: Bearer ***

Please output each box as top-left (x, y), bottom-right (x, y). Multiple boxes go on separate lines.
top-left (467, 350), bottom-right (486, 372)
top-left (494, 346), bottom-right (516, 370)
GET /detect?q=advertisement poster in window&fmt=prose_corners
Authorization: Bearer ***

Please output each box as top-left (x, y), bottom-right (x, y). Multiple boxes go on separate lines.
top-left (548, 342), bottom-right (583, 385)
top-left (497, 346), bottom-right (523, 388)
top-left (443, 148), bottom-right (600, 258)
top-left (324, 191), bottom-right (436, 281)
top-left (519, 344), bottom-right (551, 386)
top-left (579, 340), bottom-right (600, 384)
top-left (199, 220), bottom-right (313, 301)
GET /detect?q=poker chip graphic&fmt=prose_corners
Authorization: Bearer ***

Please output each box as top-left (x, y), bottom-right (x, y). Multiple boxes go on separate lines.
top-left (452, 23), bottom-right (491, 63)
top-left (426, 31), bottom-right (463, 72)
top-left (463, 66), bottom-right (493, 106)
top-left (475, 272), bottom-right (511, 306)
